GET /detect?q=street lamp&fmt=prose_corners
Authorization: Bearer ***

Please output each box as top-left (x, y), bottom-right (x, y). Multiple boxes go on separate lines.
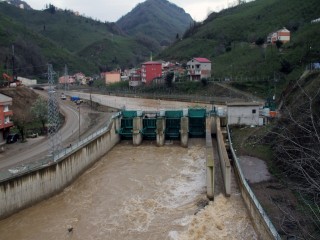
top-left (78, 104), bottom-right (80, 141)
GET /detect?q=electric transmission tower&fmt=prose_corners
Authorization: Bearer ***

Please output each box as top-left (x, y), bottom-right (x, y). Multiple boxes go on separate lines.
top-left (47, 64), bottom-right (62, 160)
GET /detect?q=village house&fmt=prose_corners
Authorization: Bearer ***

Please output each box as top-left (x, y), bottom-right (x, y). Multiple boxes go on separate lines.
top-left (267, 27), bottom-right (291, 44)
top-left (187, 58), bottom-right (212, 81)
top-left (17, 77), bottom-right (37, 86)
top-left (73, 72), bottom-right (87, 85)
top-left (141, 61), bottom-right (162, 85)
top-left (102, 71), bottom-right (121, 84)
top-left (58, 75), bottom-right (76, 84)
top-left (0, 93), bottom-right (13, 145)
top-left (128, 68), bottom-right (142, 87)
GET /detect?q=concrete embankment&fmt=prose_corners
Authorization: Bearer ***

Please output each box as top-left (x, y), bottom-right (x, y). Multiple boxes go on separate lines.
top-left (215, 117), bottom-right (231, 196)
top-left (227, 126), bottom-right (281, 240)
top-left (0, 118), bottom-right (120, 220)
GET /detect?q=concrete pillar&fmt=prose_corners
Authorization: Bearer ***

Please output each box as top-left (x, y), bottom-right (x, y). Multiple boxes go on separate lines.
top-left (180, 117), bottom-right (189, 148)
top-left (132, 117), bottom-right (142, 145)
top-left (206, 167), bottom-right (214, 200)
top-left (210, 116), bottom-right (217, 135)
top-left (156, 117), bottom-right (165, 146)
top-left (113, 116), bottom-right (121, 141)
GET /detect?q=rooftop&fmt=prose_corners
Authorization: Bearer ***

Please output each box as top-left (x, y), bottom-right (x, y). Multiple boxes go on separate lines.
top-left (0, 93), bottom-right (12, 104)
top-left (193, 57), bottom-right (211, 63)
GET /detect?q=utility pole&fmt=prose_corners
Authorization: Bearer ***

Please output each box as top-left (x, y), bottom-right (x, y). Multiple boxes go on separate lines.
top-left (11, 45), bottom-right (15, 81)
top-left (78, 104), bottom-right (80, 141)
top-left (64, 64), bottom-right (68, 92)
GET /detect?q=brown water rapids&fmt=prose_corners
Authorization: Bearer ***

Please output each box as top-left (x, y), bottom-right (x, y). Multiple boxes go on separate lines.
top-left (0, 139), bottom-right (257, 240)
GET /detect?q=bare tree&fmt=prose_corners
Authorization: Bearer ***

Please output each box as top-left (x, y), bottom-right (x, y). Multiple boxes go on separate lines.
top-left (272, 78), bottom-right (320, 238)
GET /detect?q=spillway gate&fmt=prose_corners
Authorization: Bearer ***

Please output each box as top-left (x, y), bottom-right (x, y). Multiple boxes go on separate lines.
top-left (116, 108), bottom-right (207, 146)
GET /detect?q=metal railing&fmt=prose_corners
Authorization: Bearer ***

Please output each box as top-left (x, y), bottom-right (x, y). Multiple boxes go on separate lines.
top-left (227, 125), bottom-right (281, 240)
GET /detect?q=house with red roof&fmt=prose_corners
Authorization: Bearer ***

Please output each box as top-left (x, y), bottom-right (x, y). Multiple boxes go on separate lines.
top-left (267, 27), bottom-right (290, 44)
top-left (187, 58), bottom-right (212, 81)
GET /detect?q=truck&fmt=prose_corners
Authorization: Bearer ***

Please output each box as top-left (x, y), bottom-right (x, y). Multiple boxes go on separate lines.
top-left (70, 96), bottom-right (80, 102)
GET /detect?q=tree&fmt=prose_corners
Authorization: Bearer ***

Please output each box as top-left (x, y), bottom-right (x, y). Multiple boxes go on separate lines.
top-left (201, 78), bottom-right (208, 86)
top-left (255, 37), bottom-right (265, 46)
top-left (165, 71), bottom-right (174, 88)
top-left (48, 4), bottom-right (56, 14)
top-left (31, 97), bottom-right (48, 134)
top-left (272, 79), bottom-right (320, 238)
top-left (275, 40), bottom-right (283, 49)
top-left (12, 109), bottom-right (32, 142)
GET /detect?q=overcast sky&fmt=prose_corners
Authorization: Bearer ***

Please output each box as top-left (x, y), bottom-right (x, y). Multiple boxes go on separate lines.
top-left (25, 0), bottom-right (235, 22)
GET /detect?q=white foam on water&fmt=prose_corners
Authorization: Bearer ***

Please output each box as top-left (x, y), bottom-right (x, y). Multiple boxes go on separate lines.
top-left (168, 230), bottom-right (179, 240)
top-left (172, 215), bottom-right (193, 226)
top-left (158, 147), bottom-right (206, 209)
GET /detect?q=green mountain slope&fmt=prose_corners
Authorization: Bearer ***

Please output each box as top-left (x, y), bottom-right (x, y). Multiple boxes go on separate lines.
top-left (117, 0), bottom-right (193, 47)
top-left (159, 0), bottom-right (320, 97)
top-left (0, 2), bottom-right (154, 78)
top-left (0, 3), bottom-right (124, 53)
top-left (0, 7), bottom-right (96, 78)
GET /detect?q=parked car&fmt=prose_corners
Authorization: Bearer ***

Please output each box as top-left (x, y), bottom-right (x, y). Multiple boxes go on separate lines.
top-left (6, 133), bottom-right (20, 144)
top-left (26, 132), bottom-right (38, 138)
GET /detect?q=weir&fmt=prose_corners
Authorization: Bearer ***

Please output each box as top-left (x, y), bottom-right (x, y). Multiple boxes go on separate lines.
top-left (0, 102), bottom-right (280, 239)
top-left (116, 108), bottom-right (206, 147)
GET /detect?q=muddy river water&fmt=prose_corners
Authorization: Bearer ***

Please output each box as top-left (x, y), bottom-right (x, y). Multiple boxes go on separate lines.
top-left (0, 139), bottom-right (257, 240)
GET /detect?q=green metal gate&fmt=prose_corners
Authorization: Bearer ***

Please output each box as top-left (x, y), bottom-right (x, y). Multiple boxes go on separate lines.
top-left (188, 108), bottom-right (206, 138)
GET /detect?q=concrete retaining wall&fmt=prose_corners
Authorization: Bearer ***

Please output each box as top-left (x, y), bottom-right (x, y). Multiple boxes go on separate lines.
top-left (227, 125), bottom-right (281, 240)
top-left (215, 117), bottom-right (231, 196)
top-left (206, 117), bottom-right (214, 200)
top-left (0, 118), bottom-right (120, 220)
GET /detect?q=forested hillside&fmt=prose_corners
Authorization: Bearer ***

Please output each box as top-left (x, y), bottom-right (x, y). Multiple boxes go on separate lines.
top-left (159, 0), bottom-right (320, 97)
top-left (117, 0), bottom-right (193, 47)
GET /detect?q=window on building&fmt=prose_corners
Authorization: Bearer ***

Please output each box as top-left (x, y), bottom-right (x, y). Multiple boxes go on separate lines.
top-left (252, 109), bottom-right (256, 114)
top-left (5, 116), bottom-right (10, 124)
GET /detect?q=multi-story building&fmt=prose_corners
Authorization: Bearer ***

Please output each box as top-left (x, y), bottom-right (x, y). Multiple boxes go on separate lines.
top-left (0, 93), bottom-right (13, 145)
top-left (128, 68), bottom-right (142, 87)
top-left (187, 58), bottom-right (212, 81)
top-left (141, 61), bottom-right (162, 85)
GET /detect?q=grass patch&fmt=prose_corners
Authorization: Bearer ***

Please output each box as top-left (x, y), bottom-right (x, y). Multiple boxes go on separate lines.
top-left (230, 124), bottom-right (283, 177)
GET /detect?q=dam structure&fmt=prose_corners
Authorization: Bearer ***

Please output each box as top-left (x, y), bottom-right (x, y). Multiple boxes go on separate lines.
top-left (0, 95), bottom-right (280, 239)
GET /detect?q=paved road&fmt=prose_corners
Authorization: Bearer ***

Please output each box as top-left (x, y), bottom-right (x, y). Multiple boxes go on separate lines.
top-left (0, 90), bottom-right (86, 171)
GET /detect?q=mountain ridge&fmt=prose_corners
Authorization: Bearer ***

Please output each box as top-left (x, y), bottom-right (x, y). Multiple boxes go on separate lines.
top-left (117, 0), bottom-right (193, 47)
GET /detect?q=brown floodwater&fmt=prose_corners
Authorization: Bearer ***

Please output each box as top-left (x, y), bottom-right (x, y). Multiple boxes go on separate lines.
top-left (0, 139), bottom-right (257, 240)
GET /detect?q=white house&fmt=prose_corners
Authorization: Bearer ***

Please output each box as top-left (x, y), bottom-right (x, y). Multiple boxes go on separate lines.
top-left (187, 58), bottom-right (212, 81)
top-left (17, 76), bottom-right (37, 86)
top-left (227, 102), bottom-right (263, 126)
